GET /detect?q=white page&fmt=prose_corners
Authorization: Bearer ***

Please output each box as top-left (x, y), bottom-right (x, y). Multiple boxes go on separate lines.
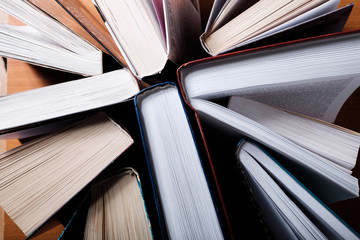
top-left (190, 98), bottom-right (359, 203)
top-left (240, 140), bottom-right (360, 239)
top-left (228, 96), bottom-right (360, 170)
top-left (239, 147), bottom-right (326, 240)
top-left (239, 74), bottom-right (360, 123)
top-left (181, 32), bottom-right (360, 123)
top-left (0, 0), bottom-right (100, 56)
top-left (183, 33), bottom-right (360, 100)
top-left (137, 85), bottom-right (224, 240)
top-left (0, 70), bottom-right (139, 134)
top-left (0, 24), bottom-right (103, 75)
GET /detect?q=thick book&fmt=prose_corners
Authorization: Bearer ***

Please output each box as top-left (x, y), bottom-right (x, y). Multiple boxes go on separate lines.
top-left (0, 69), bottom-right (139, 139)
top-left (134, 83), bottom-right (227, 239)
top-left (0, 0), bottom-right (103, 76)
top-left (201, 0), bottom-right (353, 55)
top-left (0, 112), bottom-right (134, 237)
top-left (237, 138), bottom-right (360, 239)
top-left (93, 0), bottom-right (202, 78)
top-left (178, 30), bottom-right (360, 123)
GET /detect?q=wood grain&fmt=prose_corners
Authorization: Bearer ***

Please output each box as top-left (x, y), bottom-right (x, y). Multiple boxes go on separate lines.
top-left (0, 10), bottom-right (7, 240)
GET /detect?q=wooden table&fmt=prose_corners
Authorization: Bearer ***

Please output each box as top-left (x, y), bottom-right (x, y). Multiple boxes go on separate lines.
top-left (3, 0), bottom-right (360, 239)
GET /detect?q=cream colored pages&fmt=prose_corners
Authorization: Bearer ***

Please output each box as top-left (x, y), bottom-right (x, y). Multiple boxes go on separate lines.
top-left (203, 0), bottom-right (332, 55)
top-left (84, 169), bottom-right (153, 240)
top-left (205, 0), bottom-right (312, 54)
top-left (0, 113), bottom-right (133, 237)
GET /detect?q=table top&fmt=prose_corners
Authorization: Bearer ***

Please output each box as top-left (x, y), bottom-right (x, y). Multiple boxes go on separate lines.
top-left (3, 0), bottom-right (360, 239)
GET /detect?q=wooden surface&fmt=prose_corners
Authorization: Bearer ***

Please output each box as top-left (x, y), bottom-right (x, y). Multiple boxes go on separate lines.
top-left (0, 10), bottom-right (7, 240)
top-left (3, 0), bottom-right (360, 239)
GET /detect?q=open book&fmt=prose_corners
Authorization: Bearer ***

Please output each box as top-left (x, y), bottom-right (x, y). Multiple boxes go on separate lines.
top-left (237, 139), bottom-right (360, 239)
top-left (228, 96), bottom-right (360, 171)
top-left (178, 30), bottom-right (360, 236)
top-left (0, 0), bottom-right (102, 75)
top-left (135, 83), bottom-right (225, 239)
top-left (0, 69), bottom-right (139, 139)
top-left (83, 168), bottom-right (153, 240)
top-left (0, 112), bottom-right (134, 237)
top-left (201, 0), bottom-right (353, 55)
top-left (93, 0), bottom-right (202, 78)
top-left (189, 98), bottom-right (359, 203)
top-left (179, 30), bottom-right (360, 123)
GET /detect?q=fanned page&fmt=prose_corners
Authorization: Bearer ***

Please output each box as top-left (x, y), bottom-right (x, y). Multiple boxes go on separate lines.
top-left (0, 113), bottom-right (134, 237)
top-left (238, 143), bottom-right (327, 240)
top-left (28, 0), bottom-right (107, 53)
top-left (93, 0), bottom-right (167, 78)
top-left (202, 0), bottom-right (339, 55)
top-left (190, 98), bottom-right (359, 204)
top-left (205, 0), bottom-right (257, 33)
top-left (237, 140), bottom-right (360, 239)
top-left (84, 168), bottom-right (153, 240)
top-left (0, 0), bottom-right (102, 75)
top-left (240, 0), bottom-right (341, 48)
top-left (0, 24), bottom-right (99, 75)
top-left (180, 32), bottom-right (360, 122)
top-left (136, 84), bottom-right (224, 239)
top-left (56, 0), bottom-right (126, 66)
top-left (228, 96), bottom-right (360, 170)
top-left (0, 69), bottom-right (139, 137)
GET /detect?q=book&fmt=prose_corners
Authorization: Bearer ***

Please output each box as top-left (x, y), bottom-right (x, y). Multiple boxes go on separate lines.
top-left (237, 138), bottom-right (360, 239)
top-left (27, 0), bottom-right (107, 54)
top-left (178, 30), bottom-right (360, 123)
top-left (135, 83), bottom-right (225, 239)
top-left (83, 168), bottom-right (153, 240)
top-left (0, 112), bottom-right (134, 237)
top-left (93, 0), bottom-right (202, 78)
top-left (189, 98), bottom-right (359, 203)
top-left (58, 99), bottom-right (168, 240)
top-left (0, 0), bottom-right (103, 76)
top-left (201, 0), bottom-right (353, 55)
top-left (53, 0), bottom-right (126, 66)
top-left (228, 96), bottom-right (360, 171)
top-left (0, 69), bottom-right (139, 139)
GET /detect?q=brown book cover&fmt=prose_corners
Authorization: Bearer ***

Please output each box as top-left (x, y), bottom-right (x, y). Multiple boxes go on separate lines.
top-left (55, 0), bottom-right (126, 66)
top-left (28, 0), bottom-right (125, 66)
